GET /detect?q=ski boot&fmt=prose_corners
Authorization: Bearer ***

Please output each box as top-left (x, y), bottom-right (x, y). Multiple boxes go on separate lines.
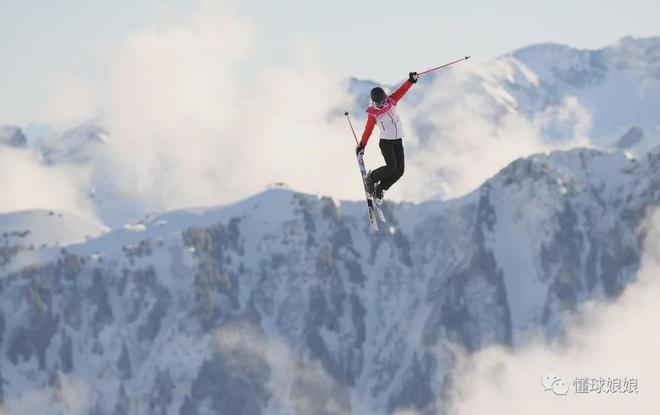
top-left (364, 171), bottom-right (375, 196)
top-left (373, 184), bottom-right (385, 204)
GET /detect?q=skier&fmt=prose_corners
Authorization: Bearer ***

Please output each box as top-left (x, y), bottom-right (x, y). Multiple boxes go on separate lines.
top-left (355, 71), bottom-right (419, 202)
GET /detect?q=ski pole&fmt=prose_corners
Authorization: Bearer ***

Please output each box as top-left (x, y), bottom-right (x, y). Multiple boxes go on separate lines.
top-left (344, 111), bottom-right (359, 145)
top-left (418, 56), bottom-right (470, 76)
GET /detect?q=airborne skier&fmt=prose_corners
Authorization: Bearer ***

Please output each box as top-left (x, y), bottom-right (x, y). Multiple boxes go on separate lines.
top-left (355, 71), bottom-right (419, 202)
top-left (345, 57), bottom-right (469, 229)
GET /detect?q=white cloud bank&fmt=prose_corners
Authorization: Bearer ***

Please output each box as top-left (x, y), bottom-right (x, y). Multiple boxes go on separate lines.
top-left (0, 147), bottom-right (91, 217)
top-left (2, 1), bottom-right (360, 219)
top-left (92, 1), bottom-right (359, 212)
top-left (24, 0), bottom-right (598, 218)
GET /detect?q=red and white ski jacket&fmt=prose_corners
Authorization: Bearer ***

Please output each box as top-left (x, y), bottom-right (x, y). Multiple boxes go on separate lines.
top-left (360, 80), bottom-right (414, 146)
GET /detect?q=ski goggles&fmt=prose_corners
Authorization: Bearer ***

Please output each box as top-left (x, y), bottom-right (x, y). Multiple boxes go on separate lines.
top-left (373, 98), bottom-right (387, 108)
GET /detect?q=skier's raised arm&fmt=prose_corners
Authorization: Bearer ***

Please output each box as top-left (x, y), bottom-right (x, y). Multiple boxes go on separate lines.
top-left (356, 115), bottom-right (376, 154)
top-left (390, 72), bottom-right (419, 103)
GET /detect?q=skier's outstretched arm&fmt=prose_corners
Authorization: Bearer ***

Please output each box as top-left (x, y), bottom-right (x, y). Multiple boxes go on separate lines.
top-left (356, 115), bottom-right (376, 154)
top-left (361, 115), bottom-right (376, 146)
top-left (390, 72), bottom-right (419, 103)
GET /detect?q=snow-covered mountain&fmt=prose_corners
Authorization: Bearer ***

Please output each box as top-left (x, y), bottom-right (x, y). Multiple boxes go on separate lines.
top-left (507, 37), bottom-right (660, 148)
top-left (346, 36), bottom-right (660, 202)
top-left (350, 36), bottom-right (660, 151)
top-left (1, 143), bottom-right (658, 414)
top-left (2, 37), bottom-right (660, 414)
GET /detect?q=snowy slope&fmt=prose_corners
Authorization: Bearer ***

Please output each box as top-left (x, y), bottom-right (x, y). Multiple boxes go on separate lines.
top-left (350, 36), bottom-right (660, 152)
top-left (508, 37), bottom-right (660, 149)
top-left (0, 209), bottom-right (108, 247)
top-left (1, 144), bottom-right (658, 414)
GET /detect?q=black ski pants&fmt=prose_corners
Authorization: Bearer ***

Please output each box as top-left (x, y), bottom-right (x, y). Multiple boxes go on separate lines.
top-left (370, 138), bottom-right (404, 190)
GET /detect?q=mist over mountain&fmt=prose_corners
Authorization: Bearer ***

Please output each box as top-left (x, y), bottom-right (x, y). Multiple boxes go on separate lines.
top-left (6, 37), bottom-right (660, 227)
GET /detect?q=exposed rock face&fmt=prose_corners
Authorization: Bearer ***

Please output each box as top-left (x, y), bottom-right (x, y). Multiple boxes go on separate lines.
top-left (0, 126), bottom-right (27, 148)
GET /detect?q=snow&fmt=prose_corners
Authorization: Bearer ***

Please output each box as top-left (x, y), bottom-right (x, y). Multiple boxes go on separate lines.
top-left (123, 223), bottom-right (147, 232)
top-left (489, 187), bottom-right (549, 343)
top-left (507, 37), bottom-right (660, 152)
top-left (0, 209), bottom-right (108, 247)
top-left (2, 37), bottom-right (660, 414)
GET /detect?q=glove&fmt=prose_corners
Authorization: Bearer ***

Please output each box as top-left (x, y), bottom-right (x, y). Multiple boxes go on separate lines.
top-left (409, 72), bottom-right (419, 83)
top-left (356, 143), bottom-right (365, 156)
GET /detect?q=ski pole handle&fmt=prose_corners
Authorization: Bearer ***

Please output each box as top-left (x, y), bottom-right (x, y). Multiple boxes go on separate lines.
top-left (344, 111), bottom-right (359, 145)
top-left (418, 56), bottom-right (470, 76)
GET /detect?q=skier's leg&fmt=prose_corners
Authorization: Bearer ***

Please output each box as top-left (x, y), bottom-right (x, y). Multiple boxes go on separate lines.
top-left (379, 139), bottom-right (405, 190)
top-left (370, 140), bottom-right (397, 184)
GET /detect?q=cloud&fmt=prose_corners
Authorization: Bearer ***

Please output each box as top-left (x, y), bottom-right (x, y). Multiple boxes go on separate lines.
top-left (0, 147), bottom-right (91, 217)
top-left (394, 65), bottom-right (592, 201)
top-left (213, 323), bottom-right (351, 415)
top-left (443, 208), bottom-right (660, 415)
top-left (25, 1), bottom-right (601, 215)
top-left (96, 1), bottom-right (251, 210)
top-left (89, 2), bottom-right (359, 213)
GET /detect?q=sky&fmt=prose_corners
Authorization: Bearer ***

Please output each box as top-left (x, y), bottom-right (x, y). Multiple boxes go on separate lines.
top-left (1, 0), bottom-right (660, 125)
top-left (1, 0), bottom-right (660, 219)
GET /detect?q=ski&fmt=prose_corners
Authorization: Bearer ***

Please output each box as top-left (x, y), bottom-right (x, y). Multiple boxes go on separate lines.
top-left (356, 152), bottom-right (379, 231)
top-left (345, 110), bottom-right (380, 231)
top-left (375, 203), bottom-right (387, 223)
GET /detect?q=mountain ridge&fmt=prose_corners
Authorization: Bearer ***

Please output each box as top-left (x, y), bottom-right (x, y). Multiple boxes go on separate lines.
top-left (1, 144), bottom-right (657, 414)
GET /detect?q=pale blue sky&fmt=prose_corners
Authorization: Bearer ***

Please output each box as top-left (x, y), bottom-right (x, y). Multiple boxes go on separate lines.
top-left (1, 0), bottom-right (659, 125)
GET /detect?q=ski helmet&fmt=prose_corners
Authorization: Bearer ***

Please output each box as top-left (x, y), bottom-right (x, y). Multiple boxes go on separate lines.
top-left (370, 87), bottom-right (387, 107)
